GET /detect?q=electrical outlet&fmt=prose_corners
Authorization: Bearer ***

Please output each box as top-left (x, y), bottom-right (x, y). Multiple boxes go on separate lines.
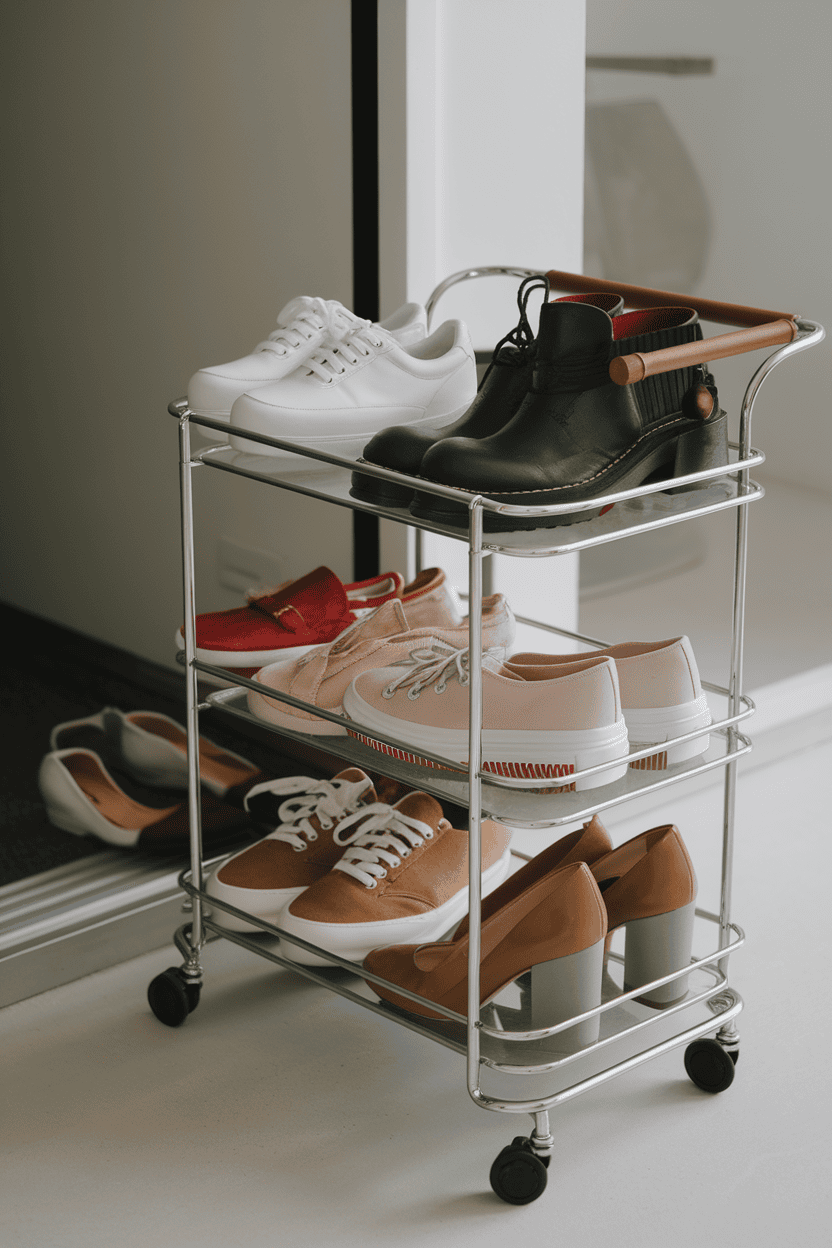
top-left (216, 537), bottom-right (286, 596)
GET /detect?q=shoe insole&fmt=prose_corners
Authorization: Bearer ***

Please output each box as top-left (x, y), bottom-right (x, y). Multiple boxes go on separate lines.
top-left (53, 714), bottom-right (186, 808)
top-left (65, 752), bottom-right (181, 830)
top-left (127, 714), bottom-right (259, 792)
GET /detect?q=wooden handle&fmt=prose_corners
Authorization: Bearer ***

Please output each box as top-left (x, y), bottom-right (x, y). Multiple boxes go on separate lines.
top-left (610, 319), bottom-right (798, 385)
top-left (545, 269), bottom-right (796, 327)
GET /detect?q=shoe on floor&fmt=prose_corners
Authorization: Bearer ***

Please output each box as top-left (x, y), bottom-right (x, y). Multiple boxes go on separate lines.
top-left (277, 790), bottom-right (513, 967)
top-left (506, 636), bottom-right (711, 769)
top-left (228, 317), bottom-right (477, 461)
top-left (175, 565), bottom-right (457, 680)
top-left (49, 706), bottom-right (264, 803)
top-left (410, 300), bottom-right (727, 530)
top-left (38, 748), bottom-right (250, 850)
top-left (343, 643), bottom-right (629, 790)
top-left (350, 277), bottom-right (624, 507)
top-left (206, 768), bottom-right (378, 932)
top-left (187, 296), bottom-right (427, 420)
top-left (363, 858), bottom-right (606, 1040)
top-left (247, 592), bottom-right (515, 736)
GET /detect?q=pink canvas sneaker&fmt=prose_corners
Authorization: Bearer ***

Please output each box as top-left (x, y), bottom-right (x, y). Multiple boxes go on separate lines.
top-left (247, 594), bottom-right (516, 736)
top-left (175, 565), bottom-right (456, 680)
top-left (342, 644), bottom-right (629, 790)
top-left (506, 637), bottom-right (711, 769)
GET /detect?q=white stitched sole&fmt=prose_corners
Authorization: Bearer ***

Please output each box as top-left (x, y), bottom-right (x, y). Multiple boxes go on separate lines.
top-left (342, 688), bottom-right (629, 791)
top-left (278, 849), bottom-right (513, 967)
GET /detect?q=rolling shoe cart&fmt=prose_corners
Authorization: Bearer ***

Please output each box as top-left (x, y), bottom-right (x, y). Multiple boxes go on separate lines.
top-left (151, 268), bottom-right (824, 1205)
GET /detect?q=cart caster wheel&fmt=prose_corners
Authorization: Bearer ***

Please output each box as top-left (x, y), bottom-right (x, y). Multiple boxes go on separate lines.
top-left (489, 1136), bottom-right (549, 1205)
top-left (684, 1038), bottom-right (736, 1092)
top-left (147, 968), bottom-right (201, 1028)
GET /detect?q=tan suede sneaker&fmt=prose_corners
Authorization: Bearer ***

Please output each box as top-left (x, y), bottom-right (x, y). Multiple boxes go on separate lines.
top-left (205, 768), bottom-right (377, 931)
top-left (277, 791), bottom-right (513, 967)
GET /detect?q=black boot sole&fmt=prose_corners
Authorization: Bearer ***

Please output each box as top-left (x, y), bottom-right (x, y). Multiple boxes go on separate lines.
top-left (350, 464), bottom-right (416, 508)
top-left (409, 412), bottom-right (728, 533)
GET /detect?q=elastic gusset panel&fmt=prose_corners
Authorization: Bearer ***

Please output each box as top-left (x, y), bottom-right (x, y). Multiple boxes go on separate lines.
top-left (612, 315), bottom-right (705, 424)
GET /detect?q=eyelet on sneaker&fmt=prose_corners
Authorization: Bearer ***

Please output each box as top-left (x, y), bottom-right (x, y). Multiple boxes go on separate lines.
top-left (434, 681), bottom-right (447, 694)
top-left (293, 845), bottom-right (308, 853)
top-left (382, 686), bottom-right (395, 699)
top-left (407, 687), bottom-right (421, 701)
top-left (307, 831), bottom-right (318, 840)
top-left (366, 879), bottom-right (378, 889)
top-left (424, 830), bottom-right (434, 839)
top-left (388, 858), bottom-right (400, 868)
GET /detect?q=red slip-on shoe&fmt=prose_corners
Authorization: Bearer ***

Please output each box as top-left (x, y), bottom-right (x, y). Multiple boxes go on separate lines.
top-left (174, 565), bottom-right (456, 680)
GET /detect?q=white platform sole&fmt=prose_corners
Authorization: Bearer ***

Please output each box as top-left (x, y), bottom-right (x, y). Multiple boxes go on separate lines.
top-left (205, 880), bottom-right (306, 934)
top-left (278, 849), bottom-right (513, 968)
top-left (341, 688), bottom-right (629, 791)
top-left (625, 695), bottom-right (712, 770)
top-left (174, 628), bottom-right (321, 672)
top-left (246, 683), bottom-right (348, 736)
top-left (227, 400), bottom-right (474, 460)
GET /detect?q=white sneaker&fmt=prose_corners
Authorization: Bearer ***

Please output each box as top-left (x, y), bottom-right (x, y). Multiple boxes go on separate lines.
top-left (187, 297), bottom-right (427, 420)
top-left (228, 318), bottom-right (477, 461)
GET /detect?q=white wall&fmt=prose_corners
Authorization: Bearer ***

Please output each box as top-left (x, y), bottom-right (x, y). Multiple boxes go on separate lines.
top-left (0, 1), bottom-right (355, 668)
top-left (585, 0), bottom-right (831, 495)
top-left (378, 0), bottom-right (587, 643)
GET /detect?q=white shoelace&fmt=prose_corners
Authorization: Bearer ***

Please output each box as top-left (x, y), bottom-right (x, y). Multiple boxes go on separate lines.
top-left (256, 297), bottom-right (361, 358)
top-left (331, 803), bottom-right (436, 888)
top-left (244, 775), bottom-right (372, 852)
top-left (380, 641), bottom-right (505, 701)
top-left (303, 321), bottom-right (389, 383)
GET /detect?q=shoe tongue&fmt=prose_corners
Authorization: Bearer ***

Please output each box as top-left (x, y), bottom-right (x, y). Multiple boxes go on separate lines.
top-left (332, 767), bottom-right (376, 803)
top-left (392, 790), bottom-right (445, 831)
top-left (252, 566), bottom-right (351, 632)
top-left (276, 295), bottom-right (318, 326)
top-left (342, 598), bottom-right (409, 642)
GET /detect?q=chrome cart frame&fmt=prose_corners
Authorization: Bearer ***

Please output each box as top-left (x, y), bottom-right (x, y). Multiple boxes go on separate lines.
top-left (156, 266), bottom-right (824, 1202)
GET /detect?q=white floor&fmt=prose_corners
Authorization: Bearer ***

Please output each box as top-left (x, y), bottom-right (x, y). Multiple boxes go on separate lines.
top-left (3, 710), bottom-right (831, 1248)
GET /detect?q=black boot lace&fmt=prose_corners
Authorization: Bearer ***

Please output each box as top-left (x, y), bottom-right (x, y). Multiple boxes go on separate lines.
top-left (480, 273), bottom-right (550, 385)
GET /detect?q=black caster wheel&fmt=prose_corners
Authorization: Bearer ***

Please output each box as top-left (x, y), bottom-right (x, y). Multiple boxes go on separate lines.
top-left (489, 1136), bottom-right (549, 1205)
top-left (147, 967), bottom-right (201, 1028)
top-left (684, 1037), bottom-right (736, 1092)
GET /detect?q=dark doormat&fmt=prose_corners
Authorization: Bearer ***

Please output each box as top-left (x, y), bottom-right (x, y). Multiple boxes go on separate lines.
top-left (0, 603), bottom-right (353, 887)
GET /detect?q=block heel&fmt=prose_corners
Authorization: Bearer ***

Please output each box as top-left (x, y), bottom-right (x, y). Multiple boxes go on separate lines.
top-left (530, 936), bottom-right (605, 1049)
top-left (667, 409), bottom-right (729, 492)
top-left (622, 898), bottom-right (696, 1007)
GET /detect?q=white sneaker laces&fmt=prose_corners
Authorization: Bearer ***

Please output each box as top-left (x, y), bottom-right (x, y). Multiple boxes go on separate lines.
top-left (304, 321), bottom-right (389, 383)
top-left (331, 803), bottom-right (435, 888)
top-left (256, 297), bottom-right (361, 358)
top-left (380, 641), bottom-right (505, 701)
top-left (244, 775), bottom-right (372, 852)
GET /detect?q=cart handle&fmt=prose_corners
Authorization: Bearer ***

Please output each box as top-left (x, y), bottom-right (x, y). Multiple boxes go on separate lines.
top-left (544, 268), bottom-right (799, 385)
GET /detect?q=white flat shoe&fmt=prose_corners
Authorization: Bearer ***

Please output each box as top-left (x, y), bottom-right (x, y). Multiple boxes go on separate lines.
top-left (38, 748), bottom-right (249, 850)
top-left (229, 318), bottom-right (477, 461)
top-left (49, 707), bottom-right (262, 800)
top-left (188, 296), bottom-right (427, 420)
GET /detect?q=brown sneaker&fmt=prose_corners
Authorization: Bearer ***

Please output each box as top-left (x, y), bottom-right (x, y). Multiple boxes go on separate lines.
top-left (205, 768), bottom-right (377, 931)
top-left (277, 791), bottom-right (513, 967)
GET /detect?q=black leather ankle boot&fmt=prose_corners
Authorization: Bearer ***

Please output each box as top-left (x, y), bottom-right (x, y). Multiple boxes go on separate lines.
top-left (349, 279), bottom-right (624, 507)
top-left (410, 300), bottom-right (727, 531)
